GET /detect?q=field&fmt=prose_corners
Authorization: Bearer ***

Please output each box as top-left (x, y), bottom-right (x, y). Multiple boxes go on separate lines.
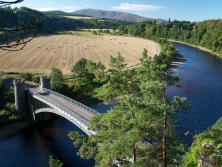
top-left (63, 16), bottom-right (94, 19)
top-left (0, 33), bottom-right (158, 75)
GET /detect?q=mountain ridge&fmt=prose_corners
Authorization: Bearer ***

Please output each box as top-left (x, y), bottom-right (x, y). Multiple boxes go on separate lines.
top-left (71, 9), bottom-right (166, 22)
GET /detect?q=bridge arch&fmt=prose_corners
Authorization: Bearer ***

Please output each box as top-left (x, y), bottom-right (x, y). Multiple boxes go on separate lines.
top-left (31, 92), bottom-right (95, 136)
top-left (35, 108), bottom-right (58, 114)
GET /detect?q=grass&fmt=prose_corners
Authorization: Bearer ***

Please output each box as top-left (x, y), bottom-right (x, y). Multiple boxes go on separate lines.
top-left (57, 31), bottom-right (103, 39)
top-left (73, 32), bottom-right (103, 39)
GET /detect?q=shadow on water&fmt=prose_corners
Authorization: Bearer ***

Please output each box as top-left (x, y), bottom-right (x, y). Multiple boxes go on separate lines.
top-left (168, 53), bottom-right (187, 72)
top-left (0, 117), bottom-right (95, 167)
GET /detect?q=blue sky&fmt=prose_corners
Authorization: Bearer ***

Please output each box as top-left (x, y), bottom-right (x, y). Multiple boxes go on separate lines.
top-left (11, 0), bottom-right (222, 22)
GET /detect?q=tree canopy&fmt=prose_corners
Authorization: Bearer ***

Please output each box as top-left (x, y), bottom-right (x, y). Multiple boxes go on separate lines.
top-left (50, 67), bottom-right (64, 92)
top-left (68, 48), bottom-right (190, 167)
top-left (118, 19), bottom-right (222, 55)
top-left (183, 117), bottom-right (222, 166)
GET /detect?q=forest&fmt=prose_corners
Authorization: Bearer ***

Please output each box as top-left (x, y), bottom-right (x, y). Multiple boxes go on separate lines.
top-left (118, 19), bottom-right (222, 55)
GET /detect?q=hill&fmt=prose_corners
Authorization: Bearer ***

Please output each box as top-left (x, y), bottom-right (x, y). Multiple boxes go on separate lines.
top-left (43, 10), bottom-right (91, 17)
top-left (72, 9), bottom-right (165, 22)
top-left (0, 7), bottom-right (132, 34)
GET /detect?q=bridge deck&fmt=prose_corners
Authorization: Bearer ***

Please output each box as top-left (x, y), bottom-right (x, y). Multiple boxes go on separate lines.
top-left (28, 86), bottom-right (94, 122)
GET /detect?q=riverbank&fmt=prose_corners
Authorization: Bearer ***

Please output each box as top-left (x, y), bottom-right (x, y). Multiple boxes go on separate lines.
top-left (168, 39), bottom-right (222, 58)
top-left (0, 122), bottom-right (29, 139)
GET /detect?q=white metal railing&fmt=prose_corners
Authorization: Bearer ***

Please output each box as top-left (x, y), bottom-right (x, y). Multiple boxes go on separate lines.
top-left (31, 92), bottom-right (95, 135)
top-left (42, 88), bottom-right (99, 116)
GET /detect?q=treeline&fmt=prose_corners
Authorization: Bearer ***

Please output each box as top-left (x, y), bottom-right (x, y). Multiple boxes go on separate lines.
top-left (0, 7), bottom-right (132, 33)
top-left (1, 7), bottom-right (222, 54)
top-left (118, 19), bottom-right (222, 55)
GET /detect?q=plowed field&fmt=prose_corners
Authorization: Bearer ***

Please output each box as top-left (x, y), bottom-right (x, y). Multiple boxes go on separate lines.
top-left (0, 34), bottom-right (158, 74)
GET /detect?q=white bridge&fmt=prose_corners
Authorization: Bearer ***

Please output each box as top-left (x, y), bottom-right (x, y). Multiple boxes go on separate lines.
top-left (27, 86), bottom-right (98, 135)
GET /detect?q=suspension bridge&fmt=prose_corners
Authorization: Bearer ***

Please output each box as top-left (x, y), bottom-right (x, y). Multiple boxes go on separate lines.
top-left (12, 76), bottom-right (99, 135)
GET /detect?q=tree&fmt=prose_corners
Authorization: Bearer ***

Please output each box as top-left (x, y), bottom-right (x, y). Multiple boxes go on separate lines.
top-left (0, 0), bottom-right (43, 51)
top-left (50, 68), bottom-right (64, 92)
top-left (71, 58), bottom-right (106, 82)
top-left (49, 155), bottom-right (63, 167)
top-left (68, 49), bottom-right (190, 166)
top-left (71, 58), bottom-right (88, 77)
top-left (183, 117), bottom-right (222, 166)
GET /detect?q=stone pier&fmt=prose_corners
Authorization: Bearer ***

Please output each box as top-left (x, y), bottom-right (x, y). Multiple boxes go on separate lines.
top-left (13, 79), bottom-right (27, 116)
top-left (40, 76), bottom-right (50, 90)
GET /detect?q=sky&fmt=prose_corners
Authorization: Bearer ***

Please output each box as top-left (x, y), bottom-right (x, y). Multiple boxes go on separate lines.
top-left (11, 0), bottom-right (222, 22)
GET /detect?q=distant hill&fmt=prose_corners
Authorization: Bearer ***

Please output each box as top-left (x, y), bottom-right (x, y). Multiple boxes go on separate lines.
top-left (72, 9), bottom-right (166, 22)
top-left (43, 10), bottom-right (68, 15)
top-left (43, 10), bottom-right (91, 17)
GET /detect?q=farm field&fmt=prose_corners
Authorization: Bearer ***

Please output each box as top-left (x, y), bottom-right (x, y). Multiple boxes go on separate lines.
top-left (63, 16), bottom-right (93, 19)
top-left (0, 33), bottom-right (158, 74)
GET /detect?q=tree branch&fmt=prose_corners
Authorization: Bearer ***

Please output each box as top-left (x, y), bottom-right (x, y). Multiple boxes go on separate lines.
top-left (0, 0), bottom-right (43, 51)
top-left (0, 0), bottom-right (23, 6)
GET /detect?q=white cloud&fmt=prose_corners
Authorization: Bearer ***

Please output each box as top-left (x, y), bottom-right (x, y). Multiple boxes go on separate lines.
top-left (58, 6), bottom-right (80, 12)
top-left (36, 7), bottom-right (57, 11)
top-left (111, 3), bottom-right (165, 11)
top-left (36, 6), bottom-right (80, 12)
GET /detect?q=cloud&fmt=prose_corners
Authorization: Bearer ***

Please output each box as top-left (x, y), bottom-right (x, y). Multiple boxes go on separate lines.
top-left (111, 3), bottom-right (165, 11)
top-left (58, 6), bottom-right (80, 12)
top-left (36, 6), bottom-right (80, 12)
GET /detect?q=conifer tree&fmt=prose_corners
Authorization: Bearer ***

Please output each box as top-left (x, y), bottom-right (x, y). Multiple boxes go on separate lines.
top-left (69, 49), bottom-right (189, 166)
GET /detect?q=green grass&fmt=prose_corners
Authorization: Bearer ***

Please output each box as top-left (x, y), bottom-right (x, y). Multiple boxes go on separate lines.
top-left (74, 32), bottom-right (103, 39)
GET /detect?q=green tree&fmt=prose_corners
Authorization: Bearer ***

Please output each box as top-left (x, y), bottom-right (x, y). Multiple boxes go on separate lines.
top-left (68, 49), bottom-right (189, 167)
top-left (71, 58), bottom-right (89, 77)
top-left (72, 58), bottom-right (106, 84)
top-left (19, 72), bottom-right (33, 81)
top-left (4, 102), bottom-right (15, 118)
top-left (50, 68), bottom-right (64, 92)
top-left (49, 155), bottom-right (63, 167)
top-left (0, 71), bottom-right (5, 77)
top-left (183, 117), bottom-right (222, 166)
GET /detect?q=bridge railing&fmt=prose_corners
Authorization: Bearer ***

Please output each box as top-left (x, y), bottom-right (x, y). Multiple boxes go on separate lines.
top-left (32, 92), bottom-right (92, 134)
top-left (42, 88), bottom-right (99, 116)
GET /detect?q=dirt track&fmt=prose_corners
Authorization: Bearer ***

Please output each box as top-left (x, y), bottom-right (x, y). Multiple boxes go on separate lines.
top-left (0, 34), bottom-right (158, 74)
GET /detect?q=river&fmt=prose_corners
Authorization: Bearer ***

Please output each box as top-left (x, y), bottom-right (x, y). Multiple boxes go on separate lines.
top-left (0, 42), bottom-right (222, 166)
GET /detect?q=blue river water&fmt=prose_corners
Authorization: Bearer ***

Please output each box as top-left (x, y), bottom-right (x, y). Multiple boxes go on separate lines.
top-left (0, 42), bottom-right (222, 166)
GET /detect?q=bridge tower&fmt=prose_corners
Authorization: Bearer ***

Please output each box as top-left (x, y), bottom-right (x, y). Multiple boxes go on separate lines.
top-left (37, 76), bottom-right (58, 121)
top-left (13, 79), bottom-right (27, 116)
top-left (40, 76), bottom-right (50, 90)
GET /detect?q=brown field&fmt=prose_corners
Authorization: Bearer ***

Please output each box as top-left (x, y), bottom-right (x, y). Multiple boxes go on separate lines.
top-left (0, 33), bottom-right (158, 75)
top-left (63, 16), bottom-right (94, 19)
